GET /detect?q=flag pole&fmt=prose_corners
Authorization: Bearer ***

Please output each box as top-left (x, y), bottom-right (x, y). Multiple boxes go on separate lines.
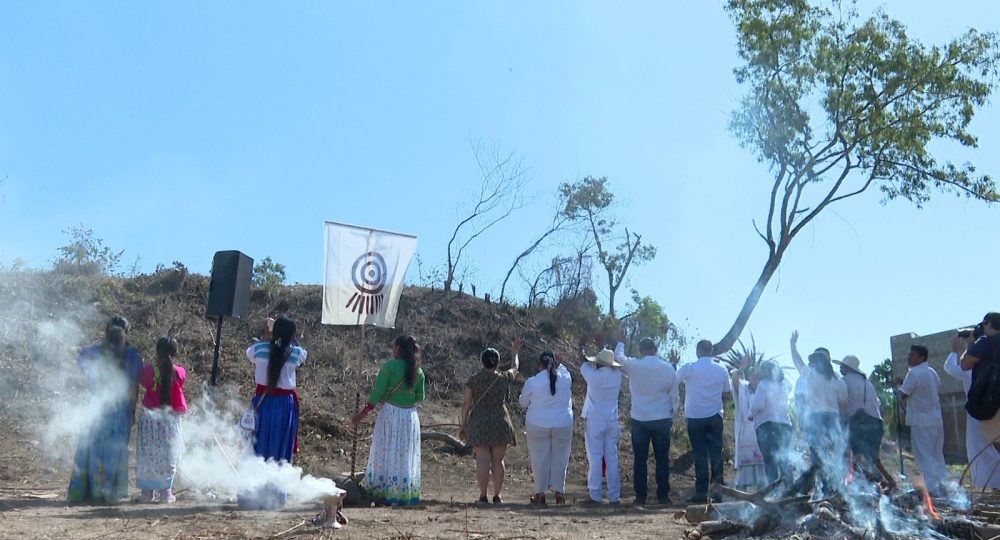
top-left (350, 323), bottom-right (367, 479)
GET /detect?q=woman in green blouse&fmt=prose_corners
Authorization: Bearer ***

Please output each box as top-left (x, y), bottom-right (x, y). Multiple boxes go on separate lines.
top-left (351, 335), bottom-right (426, 505)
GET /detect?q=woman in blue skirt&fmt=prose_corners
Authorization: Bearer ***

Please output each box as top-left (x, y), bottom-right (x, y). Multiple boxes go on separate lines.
top-left (238, 316), bottom-right (306, 509)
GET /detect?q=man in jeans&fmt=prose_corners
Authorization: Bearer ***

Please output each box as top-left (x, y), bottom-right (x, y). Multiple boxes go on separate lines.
top-left (678, 339), bottom-right (733, 503)
top-left (614, 330), bottom-right (679, 505)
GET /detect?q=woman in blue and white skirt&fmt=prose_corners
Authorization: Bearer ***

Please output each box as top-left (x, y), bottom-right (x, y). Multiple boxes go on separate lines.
top-left (238, 316), bottom-right (306, 510)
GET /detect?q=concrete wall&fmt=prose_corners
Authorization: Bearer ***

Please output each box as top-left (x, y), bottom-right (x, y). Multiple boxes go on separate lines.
top-left (890, 326), bottom-right (972, 464)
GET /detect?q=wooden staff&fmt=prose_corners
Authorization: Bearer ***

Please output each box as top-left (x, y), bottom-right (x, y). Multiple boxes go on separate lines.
top-left (350, 323), bottom-right (367, 478)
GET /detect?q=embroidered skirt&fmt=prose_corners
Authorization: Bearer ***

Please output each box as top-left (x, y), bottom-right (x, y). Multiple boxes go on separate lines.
top-left (365, 403), bottom-right (421, 505)
top-left (136, 407), bottom-right (185, 490)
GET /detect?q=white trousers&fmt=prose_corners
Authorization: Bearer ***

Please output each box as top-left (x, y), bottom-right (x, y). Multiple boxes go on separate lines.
top-left (584, 418), bottom-right (621, 502)
top-left (911, 423), bottom-right (949, 492)
top-left (525, 423), bottom-right (573, 494)
top-left (966, 414), bottom-right (1000, 488)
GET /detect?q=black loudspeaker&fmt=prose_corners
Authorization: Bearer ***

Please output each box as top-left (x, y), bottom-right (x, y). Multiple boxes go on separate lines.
top-left (207, 250), bottom-right (253, 320)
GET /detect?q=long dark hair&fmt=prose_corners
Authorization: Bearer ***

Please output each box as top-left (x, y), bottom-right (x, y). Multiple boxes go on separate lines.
top-left (809, 352), bottom-right (835, 380)
top-left (539, 352), bottom-right (557, 396)
top-left (267, 316), bottom-right (296, 392)
top-left (103, 316), bottom-right (129, 368)
top-left (760, 360), bottom-right (784, 383)
top-left (156, 337), bottom-right (178, 407)
top-left (394, 335), bottom-right (420, 388)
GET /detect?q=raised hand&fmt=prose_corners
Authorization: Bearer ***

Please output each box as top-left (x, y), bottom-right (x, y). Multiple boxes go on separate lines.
top-left (790, 330), bottom-right (799, 346)
top-left (668, 349), bottom-right (681, 365)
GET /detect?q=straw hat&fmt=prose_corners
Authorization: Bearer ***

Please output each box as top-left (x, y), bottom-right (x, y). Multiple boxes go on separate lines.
top-left (832, 355), bottom-right (864, 376)
top-left (585, 348), bottom-right (621, 367)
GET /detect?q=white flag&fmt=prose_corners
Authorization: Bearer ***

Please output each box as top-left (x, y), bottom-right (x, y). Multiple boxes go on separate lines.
top-left (322, 221), bottom-right (417, 328)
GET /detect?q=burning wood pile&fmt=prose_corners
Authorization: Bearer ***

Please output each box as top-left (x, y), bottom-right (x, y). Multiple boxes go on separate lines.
top-left (681, 465), bottom-right (1000, 539)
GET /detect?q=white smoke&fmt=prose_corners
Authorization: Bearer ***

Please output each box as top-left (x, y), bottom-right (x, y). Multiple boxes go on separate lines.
top-left (176, 388), bottom-right (344, 503)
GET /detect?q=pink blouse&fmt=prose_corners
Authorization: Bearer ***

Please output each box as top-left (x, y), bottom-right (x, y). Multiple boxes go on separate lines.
top-left (140, 364), bottom-right (188, 414)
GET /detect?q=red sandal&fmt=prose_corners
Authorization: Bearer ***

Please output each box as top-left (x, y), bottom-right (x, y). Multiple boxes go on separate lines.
top-left (554, 492), bottom-right (566, 505)
top-left (530, 493), bottom-right (547, 506)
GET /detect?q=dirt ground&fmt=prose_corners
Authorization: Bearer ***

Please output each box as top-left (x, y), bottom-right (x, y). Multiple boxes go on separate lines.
top-left (0, 271), bottom-right (747, 539)
top-left (0, 429), bottom-right (695, 540)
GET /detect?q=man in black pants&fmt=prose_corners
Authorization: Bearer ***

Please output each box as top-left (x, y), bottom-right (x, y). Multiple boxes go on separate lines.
top-left (677, 339), bottom-right (732, 503)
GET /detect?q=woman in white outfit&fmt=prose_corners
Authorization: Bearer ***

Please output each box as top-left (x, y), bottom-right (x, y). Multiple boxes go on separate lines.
top-left (519, 351), bottom-right (573, 506)
top-left (580, 348), bottom-right (623, 504)
top-left (731, 359), bottom-right (767, 490)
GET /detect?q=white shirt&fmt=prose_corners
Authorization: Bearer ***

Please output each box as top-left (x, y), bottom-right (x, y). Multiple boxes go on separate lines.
top-left (519, 365), bottom-right (573, 428)
top-left (943, 352), bottom-right (971, 393)
top-left (246, 342), bottom-right (307, 390)
top-left (749, 379), bottom-right (792, 426)
top-left (899, 362), bottom-right (943, 427)
top-left (797, 365), bottom-right (847, 416)
top-left (842, 371), bottom-right (882, 420)
top-left (613, 342), bottom-right (679, 421)
top-left (677, 357), bottom-right (733, 419)
top-left (580, 362), bottom-right (622, 422)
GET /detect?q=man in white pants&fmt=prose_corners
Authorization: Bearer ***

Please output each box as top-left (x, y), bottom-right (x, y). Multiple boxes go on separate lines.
top-left (896, 344), bottom-right (950, 495)
top-left (580, 349), bottom-right (623, 504)
top-left (944, 325), bottom-right (1000, 488)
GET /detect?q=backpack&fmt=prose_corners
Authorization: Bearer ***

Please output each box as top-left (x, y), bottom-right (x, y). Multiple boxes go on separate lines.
top-left (966, 341), bottom-right (1000, 421)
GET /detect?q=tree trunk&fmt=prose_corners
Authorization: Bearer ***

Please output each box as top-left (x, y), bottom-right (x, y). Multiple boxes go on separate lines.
top-left (713, 254), bottom-right (782, 355)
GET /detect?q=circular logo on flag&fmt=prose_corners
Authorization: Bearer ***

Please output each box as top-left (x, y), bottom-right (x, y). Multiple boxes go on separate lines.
top-left (347, 251), bottom-right (387, 315)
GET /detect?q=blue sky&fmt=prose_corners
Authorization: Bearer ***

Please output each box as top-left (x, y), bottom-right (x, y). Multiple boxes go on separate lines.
top-left (1, 2), bottom-right (998, 374)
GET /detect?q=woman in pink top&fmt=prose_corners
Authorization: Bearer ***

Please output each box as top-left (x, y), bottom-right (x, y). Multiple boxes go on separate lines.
top-left (135, 337), bottom-right (188, 503)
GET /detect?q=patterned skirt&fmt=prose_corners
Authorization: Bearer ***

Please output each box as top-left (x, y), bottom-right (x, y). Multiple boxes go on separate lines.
top-left (136, 407), bottom-right (185, 490)
top-left (365, 403), bottom-right (421, 505)
top-left (67, 399), bottom-right (134, 503)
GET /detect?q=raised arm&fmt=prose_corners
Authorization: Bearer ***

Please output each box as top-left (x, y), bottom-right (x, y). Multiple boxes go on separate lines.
top-left (943, 336), bottom-right (968, 380)
top-left (507, 338), bottom-right (522, 376)
top-left (790, 331), bottom-right (804, 371)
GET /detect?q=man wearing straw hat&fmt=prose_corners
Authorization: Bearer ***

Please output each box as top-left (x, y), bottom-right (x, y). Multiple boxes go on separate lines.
top-left (833, 355), bottom-right (895, 489)
top-left (614, 329), bottom-right (680, 506)
top-left (580, 348), bottom-right (623, 505)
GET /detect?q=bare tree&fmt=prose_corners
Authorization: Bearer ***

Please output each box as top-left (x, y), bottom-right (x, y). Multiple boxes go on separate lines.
top-left (498, 190), bottom-right (578, 304)
top-left (444, 140), bottom-right (529, 292)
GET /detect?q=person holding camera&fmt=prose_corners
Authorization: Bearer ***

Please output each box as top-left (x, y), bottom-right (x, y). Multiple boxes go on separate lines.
top-left (944, 322), bottom-right (1000, 488)
top-left (961, 313), bottom-right (1000, 459)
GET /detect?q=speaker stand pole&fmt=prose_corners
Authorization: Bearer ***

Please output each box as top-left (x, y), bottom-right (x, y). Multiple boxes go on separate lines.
top-left (211, 316), bottom-right (224, 387)
top-left (350, 323), bottom-right (367, 480)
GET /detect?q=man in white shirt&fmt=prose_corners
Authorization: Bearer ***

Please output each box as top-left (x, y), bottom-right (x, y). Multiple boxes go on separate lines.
top-left (614, 331), bottom-right (679, 505)
top-left (580, 348), bottom-right (624, 504)
top-left (677, 339), bottom-right (733, 504)
top-left (896, 344), bottom-right (950, 495)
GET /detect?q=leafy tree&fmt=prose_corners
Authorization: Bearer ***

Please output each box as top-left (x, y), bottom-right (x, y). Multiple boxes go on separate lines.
top-left (252, 256), bottom-right (286, 296)
top-left (621, 290), bottom-right (671, 348)
top-left (561, 176), bottom-right (656, 319)
top-left (54, 225), bottom-right (124, 275)
top-left (715, 0), bottom-right (1000, 354)
top-left (869, 357), bottom-right (901, 438)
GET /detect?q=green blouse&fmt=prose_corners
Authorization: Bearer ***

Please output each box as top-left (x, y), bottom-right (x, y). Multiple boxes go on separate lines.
top-left (367, 358), bottom-right (426, 408)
